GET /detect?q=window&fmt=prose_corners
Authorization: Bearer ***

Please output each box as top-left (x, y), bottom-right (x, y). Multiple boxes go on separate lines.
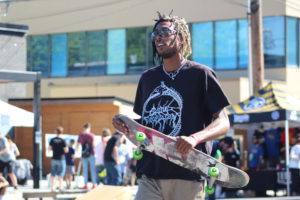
top-left (192, 22), bottom-right (213, 68)
top-left (51, 34), bottom-right (67, 77)
top-left (215, 20), bottom-right (237, 69)
top-left (87, 31), bottom-right (106, 76)
top-left (107, 29), bottom-right (126, 75)
top-left (286, 17), bottom-right (298, 67)
top-left (31, 35), bottom-right (49, 77)
top-left (263, 16), bottom-right (285, 68)
top-left (68, 32), bottom-right (86, 76)
top-left (238, 19), bottom-right (248, 69)
top-left (126, 27), bottom-right (147, 74)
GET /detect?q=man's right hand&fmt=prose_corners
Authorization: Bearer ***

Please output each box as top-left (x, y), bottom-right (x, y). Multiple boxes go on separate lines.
top-left (112, 115), bottom-right (129, 135)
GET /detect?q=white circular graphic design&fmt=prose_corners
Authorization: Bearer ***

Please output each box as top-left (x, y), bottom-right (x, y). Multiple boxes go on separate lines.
top-left (142, 82), bottom-right (182, 136)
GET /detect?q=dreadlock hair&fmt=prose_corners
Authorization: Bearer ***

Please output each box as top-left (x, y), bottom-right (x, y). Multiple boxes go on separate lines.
top-left (152, 11), bottom-right (192, 65)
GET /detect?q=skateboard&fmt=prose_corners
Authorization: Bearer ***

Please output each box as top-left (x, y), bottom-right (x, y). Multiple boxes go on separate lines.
top-left (116, 114), bottom-right (249, 194)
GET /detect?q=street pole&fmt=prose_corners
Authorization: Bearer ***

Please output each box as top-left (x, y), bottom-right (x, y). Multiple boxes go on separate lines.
top-left (33, 72), bottom-right (41, 188)
top-left (247, 0), bottom-right (253, 96)
top-left (250, 0), bottom-right (264, 93)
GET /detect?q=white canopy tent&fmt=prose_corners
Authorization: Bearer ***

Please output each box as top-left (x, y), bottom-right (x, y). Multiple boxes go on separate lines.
top-left (0, 99), bottom-right (34, 135)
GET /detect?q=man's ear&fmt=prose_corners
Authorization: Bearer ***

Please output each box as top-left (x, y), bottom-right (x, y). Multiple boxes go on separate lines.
top-left (178, 34), bottom-right (184, 45)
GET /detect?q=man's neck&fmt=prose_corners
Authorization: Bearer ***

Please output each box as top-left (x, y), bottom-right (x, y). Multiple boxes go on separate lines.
top-left (163, 54), bottom-right (185, 72)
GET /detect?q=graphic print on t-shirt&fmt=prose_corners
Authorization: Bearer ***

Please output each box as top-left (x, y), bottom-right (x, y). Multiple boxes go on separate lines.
top-left (142, 81), bottom-right (182, 136)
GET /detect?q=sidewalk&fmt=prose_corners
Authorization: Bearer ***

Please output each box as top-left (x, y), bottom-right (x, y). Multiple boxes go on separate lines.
top-left (3, 179), bottom-right (138, 200)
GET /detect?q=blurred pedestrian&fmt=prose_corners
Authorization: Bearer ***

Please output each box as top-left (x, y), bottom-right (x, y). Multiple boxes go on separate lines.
top-left (118, 138), bottom-right (132, 185)
top-left (104, 131), bottom-right (124, 185)
top-left (289, 134), bottom-right (300, 196)
top-left (0, 132), bottom-right (18, 190)
top-left (65, 139), bottom-right (75, 189)
top-left (48, 126), bottom-right (68, 191)
top-left (249, 136), bottom-right (264, 171)
top-left (76, 123), bottom-right (96, 190)
top-left (5, 135), bottom-right (20, 160)
top-left (95, 128), bottom-right (111, 185)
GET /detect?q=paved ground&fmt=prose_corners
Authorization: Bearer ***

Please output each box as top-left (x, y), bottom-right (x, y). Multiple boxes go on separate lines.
top-left (3, 179), bottom-right (300, 200)
top-left (3, 179), bottom-right (138, 200)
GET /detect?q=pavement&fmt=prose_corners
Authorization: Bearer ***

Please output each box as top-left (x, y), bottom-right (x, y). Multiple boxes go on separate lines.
top-left (3, 179), bottom-right (300, 200)
top-left (3, 179), bottom-right (138, 200)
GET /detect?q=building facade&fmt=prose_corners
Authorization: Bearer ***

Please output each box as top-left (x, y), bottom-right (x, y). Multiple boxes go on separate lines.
top-left (1, 0), bottom-right (300, 104)
top-left (1, 0), bottom-right (300, 174)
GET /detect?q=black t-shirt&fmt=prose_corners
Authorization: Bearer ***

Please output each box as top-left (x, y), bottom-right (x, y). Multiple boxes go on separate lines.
top-left (49, 137), bottom-right (66, 160)
top-left (104, 134), bottom-right (121, 163)
top-left (224, 152), bottom-right (240, 168)
top-left (133, 60), bottom-right (230, 181)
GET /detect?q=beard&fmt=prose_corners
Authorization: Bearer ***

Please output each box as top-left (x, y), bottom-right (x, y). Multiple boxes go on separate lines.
top-left (158, 46), bottom-right (178, 59)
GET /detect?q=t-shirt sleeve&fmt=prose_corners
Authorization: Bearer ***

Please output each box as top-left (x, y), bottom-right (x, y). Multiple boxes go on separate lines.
top-left (133, 76), bottom-right (144, 116)
top-left (204, 69), bottom-right (230, 115)
top-left (49, 138), bottom-right (53, 146)
top-left (78, 134), bottom-right (83, 144)
top-left (62, 139), bottom-right (66, 147)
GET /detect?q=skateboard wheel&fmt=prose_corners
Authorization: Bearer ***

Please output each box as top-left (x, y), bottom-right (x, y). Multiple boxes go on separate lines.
top-left (133, 150), bottom-right (143, 160)
top-left (208, 167), bottom-right (219, 177)
top-left (205, 186), bottom-right (215, 194)
top-left (136, 132), bottom-right (146, 142)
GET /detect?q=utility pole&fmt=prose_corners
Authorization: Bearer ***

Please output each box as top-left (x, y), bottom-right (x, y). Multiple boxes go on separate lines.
top-left (250, 0), bottom-right (264, 93)
top-left (247, 0), bottom-right (253, 96)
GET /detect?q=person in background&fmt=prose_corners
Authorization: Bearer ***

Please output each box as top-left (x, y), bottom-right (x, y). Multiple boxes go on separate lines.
top-left (0, 176), bottom-right (8, 200)
top-left (0, 132), bottom-right (18, 190)
top-left (65, 139), bottom-right (75, 189)
top-left (289, 133), bottom-right (300, 196)
top-left (249, 136), bottom-right (264, 171)
top-left (5, 135), bottom-right (20, 160)
top-left (94, 128), bottom-right (111, 185)
top-left (76, 123), bottom-right (96, 190)
top-left (104, 131), bottom-right (124, 185)
top-left (48, 126), bottom-right (68, 191)
top-left (118, 138), bottom-right (132, 185)
top-left (222, 137), bottom-right (240, 198)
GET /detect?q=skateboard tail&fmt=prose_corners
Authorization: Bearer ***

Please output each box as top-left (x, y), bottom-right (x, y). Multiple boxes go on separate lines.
top-left (215, 169), bottom-right (249, 188)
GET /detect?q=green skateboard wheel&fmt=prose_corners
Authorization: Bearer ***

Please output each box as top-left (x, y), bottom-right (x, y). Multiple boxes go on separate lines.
top-left (136, 132), bottom-right (146, 142)
top-left (205, 186), bottom-right (215, 194)
top-left (133, 150), bottom-right (143, 160)
top-left (208, 167), bottom-right (219, 177)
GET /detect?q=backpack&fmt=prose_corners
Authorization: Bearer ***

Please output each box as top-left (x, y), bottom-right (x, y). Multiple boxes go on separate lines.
top-left (81, 141), bottom-right (91, 158)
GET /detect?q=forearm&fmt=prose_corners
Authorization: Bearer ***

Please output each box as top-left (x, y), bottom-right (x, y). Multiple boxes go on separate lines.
top-left (113, 146), bottom-right (119, 164)
top-left (192, 109), bottom-right (230, 143)
top-left (0, 148), bottom-right (8, 155)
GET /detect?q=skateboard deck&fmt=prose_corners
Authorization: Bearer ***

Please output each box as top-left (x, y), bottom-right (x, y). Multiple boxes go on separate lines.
top-left (116, 114), bottom-right (249, 189)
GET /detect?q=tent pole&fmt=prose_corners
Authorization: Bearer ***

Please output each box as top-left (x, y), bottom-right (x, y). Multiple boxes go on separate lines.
top-left (285, 120), bottom-right (290, 196)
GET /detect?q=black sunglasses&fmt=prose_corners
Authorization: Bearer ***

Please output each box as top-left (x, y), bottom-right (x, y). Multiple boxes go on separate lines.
top-left (151, 27), bottom-right (177, 40)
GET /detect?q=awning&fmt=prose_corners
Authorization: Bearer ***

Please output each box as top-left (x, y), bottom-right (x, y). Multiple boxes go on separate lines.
top-left (0, 100), bottom-right (34, 135)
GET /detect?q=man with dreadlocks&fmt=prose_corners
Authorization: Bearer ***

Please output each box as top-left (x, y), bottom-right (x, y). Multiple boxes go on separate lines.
top-left (113, 11), bottom-right (230, 200)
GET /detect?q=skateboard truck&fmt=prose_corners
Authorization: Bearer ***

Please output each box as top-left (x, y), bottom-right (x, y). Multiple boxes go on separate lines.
top-left (133, 132), bottom-right (146, 160)
top-left (205, 167), bottom-right (219, 194)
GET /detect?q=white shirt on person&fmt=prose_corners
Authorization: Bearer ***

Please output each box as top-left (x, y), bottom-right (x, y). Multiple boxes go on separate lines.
top-left (289, 144), bottom-right (300, 169)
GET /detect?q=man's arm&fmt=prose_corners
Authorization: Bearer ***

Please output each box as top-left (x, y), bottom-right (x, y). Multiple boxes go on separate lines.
top-left (64, 146), bottom-right (69, 153)
top-left (0, 147), bottom-right (8, 155)
top-left (113, 146), bottom-right (120, 166)
top-left (175, 108), bottom-right (230, 155)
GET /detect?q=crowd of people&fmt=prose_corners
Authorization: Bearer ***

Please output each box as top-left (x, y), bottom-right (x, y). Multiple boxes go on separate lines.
top-left (248, 125), bottom-right (300, 196)
top-left (48, 123), bottom-right (136, 191)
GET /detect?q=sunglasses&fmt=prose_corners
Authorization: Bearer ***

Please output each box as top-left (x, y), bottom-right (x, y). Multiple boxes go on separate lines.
top-left (151, 27), bottom-right (177, 40)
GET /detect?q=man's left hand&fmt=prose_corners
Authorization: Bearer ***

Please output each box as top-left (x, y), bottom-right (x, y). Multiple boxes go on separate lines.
top-left (175, 136), bottom-right (198, 155)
